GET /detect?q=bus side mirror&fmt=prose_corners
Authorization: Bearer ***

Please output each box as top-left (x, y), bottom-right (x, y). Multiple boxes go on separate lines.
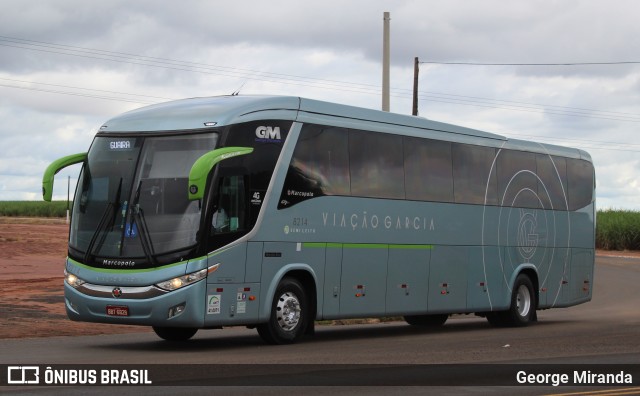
top-left (188, 147), bottom-right (253, 200)
top-left (42, 153), bottom-right (87, 202)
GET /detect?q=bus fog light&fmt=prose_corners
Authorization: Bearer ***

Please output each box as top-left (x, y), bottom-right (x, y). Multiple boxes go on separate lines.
top-left (168, 303), bottom-right (186, 318)
top-left (65, 298), bottom-right (79, 314)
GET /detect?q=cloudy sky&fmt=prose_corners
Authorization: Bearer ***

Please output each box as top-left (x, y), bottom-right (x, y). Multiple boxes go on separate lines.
top-left (1, 0), bottom-right (639, 209)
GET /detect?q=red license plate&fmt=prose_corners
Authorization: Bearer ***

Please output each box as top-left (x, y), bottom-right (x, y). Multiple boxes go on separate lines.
top-left (106, 305), bottom-right (129, 317)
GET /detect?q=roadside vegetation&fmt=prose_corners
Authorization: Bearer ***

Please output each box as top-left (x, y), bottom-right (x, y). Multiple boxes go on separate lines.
top-left (0, 201), bottom-right (69, 218)
top-left (1, 202), bottom-right (638, 251)
top-left (596, 209), bottom-right (640, 251)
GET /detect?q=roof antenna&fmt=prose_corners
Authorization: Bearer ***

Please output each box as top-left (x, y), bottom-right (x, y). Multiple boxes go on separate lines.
top-left (231, 81), bottom-right (247, 96)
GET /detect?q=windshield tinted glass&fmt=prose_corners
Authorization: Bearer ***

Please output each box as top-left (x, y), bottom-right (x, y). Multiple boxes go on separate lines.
top-left (70, 133), bottom-right (218, 269)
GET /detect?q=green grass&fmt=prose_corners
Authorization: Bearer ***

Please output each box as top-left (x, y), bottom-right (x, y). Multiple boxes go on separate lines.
top-left (0, 201), bottom-right (70, 218)
top-left (596, 210), bottom-right (640, 251)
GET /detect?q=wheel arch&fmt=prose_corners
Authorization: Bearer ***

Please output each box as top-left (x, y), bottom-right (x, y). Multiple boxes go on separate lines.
top-left (260, 263), bottom-right (318, 323)
top-left (509, 264), bottom-right (540, 310)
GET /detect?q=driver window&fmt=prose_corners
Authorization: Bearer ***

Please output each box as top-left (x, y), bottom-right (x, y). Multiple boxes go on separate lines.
top-left (211, 175), bottom-right (246, 235)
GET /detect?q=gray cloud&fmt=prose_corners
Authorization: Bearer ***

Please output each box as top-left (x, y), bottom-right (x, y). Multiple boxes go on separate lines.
top-left (0, 0), bottom-right (639, 207)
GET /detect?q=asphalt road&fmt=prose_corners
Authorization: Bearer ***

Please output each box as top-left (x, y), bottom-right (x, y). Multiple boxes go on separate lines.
top-left (2, 255), bottom-right (639, 395)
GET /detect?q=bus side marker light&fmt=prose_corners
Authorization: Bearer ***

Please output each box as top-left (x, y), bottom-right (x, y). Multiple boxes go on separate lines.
top-left (249, 296), bottom-right (256, 301)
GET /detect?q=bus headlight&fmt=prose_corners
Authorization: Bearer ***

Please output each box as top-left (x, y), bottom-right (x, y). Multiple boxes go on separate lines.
top-left (64, 270), bottom-right (86, 288)
top-left (155, 268), bottom-right (208, 291)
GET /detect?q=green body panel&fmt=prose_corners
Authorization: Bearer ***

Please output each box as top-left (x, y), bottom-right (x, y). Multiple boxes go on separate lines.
top-left (188, 146), bottom-right (253, 200)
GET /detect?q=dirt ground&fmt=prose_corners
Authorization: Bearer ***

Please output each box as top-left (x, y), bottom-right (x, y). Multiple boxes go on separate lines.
top-left (0, 218), bottom-right (150, 339)
top-left (1, 217), bottom-right (638, 340)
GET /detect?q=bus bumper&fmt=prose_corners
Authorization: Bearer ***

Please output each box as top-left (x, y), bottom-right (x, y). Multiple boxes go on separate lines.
top-left (64, 280), bottom-right (206, 328)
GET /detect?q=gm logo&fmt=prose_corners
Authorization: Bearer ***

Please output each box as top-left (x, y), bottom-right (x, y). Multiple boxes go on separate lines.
top-left (255, 126), bottom-right (281, 142)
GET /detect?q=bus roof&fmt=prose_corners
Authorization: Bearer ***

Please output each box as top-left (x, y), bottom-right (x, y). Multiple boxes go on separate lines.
top-left (99, 95), bottom-right (503, 140)
top-left (98, 95), bottom-right (589, 161)
top-left (99, 95), bottom-right (301, 132)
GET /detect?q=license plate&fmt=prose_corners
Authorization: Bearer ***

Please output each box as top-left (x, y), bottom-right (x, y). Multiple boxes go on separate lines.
top-left (106, 305), bottom-right (129, 317)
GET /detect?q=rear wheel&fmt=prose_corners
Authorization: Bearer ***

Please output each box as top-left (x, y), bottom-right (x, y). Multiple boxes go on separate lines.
top-left (404, 314), bottom-right (448, 327)
top-left (486, 274), bottom-right (536, 327)
top-left (257, 278), bottom-right (308, 344)
top-left (152, 326), bottom-right (198, 341)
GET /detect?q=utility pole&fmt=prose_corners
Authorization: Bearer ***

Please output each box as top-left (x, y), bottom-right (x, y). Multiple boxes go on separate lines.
top-left (412, 57), bottom-right (419, 116)
top-left (382, 12), bottom-right (390, 112)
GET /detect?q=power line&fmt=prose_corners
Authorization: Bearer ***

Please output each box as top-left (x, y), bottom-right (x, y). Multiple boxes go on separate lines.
top-left (3, 35), bottom-right (639, 114)
top-left (412, 57), bottom-right (640, 122)
top-left (0, 77), bottom-right (175, 102)
top-left (504, 132), bottom-right (640, 153)
top-left (0, 35), bottom-right (392, 96)
top-left (0, 35), bottom-right (386, 91)
top-left (417, 89), bottom-right (640, 118)
top-left (4, 84), bottom-right (635, 154)
top-left (417, 93), bottom-right (640, 123)
top-left (3, 35), bottom-right (640, 125)
top-left (0, 83), bottom-right (158, 104)
top-left (421, 61), bottom-right (640, 66)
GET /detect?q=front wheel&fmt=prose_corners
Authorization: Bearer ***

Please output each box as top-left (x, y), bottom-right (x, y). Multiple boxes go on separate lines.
top-left (257, 277), bottom-right (308, 344)
top-left (152, 326), bottom-right (198, 341)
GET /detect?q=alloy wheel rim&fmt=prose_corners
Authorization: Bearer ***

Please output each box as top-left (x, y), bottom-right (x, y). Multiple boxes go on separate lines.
top-left (516, 284), bottom-right (531, 317)
top-left (276, 291), bottom-right (301, 331)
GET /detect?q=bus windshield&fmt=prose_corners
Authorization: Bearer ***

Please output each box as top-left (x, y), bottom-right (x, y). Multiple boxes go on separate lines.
top-left (69, 133), bottom-right (219, 269)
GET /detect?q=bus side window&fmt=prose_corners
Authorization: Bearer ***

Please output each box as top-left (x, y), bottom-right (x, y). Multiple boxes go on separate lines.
top-left (536, 154), bottom-right (568, 211)
top-left (567, 158), bottom-right (594, 210)
top-left (404, 137), bottom-right (453, 203)
top-left (452, 143), bottom-right (498, 205)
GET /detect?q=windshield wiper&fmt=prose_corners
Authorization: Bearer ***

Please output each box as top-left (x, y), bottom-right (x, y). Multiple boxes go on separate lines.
top-left (83, 178), bottom-right (122, 263)
top-left (131, 180), bottom-right (158, 266)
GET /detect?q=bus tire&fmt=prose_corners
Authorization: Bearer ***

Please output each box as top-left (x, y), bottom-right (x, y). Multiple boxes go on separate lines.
top-left (488, 274), bottom-right (536, 327)
top-left (485, 312), bottom-right (506, 327)
top-left (152, 326), bottom-right (198, 341)
top-left (404, 314), bottom-right (448, 327)
top-left (257, 277), bottom-right (308, 345)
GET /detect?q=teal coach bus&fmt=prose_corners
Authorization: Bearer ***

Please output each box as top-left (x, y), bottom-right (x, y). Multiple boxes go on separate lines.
top-left (43, 95), bottom-right (595, 344)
